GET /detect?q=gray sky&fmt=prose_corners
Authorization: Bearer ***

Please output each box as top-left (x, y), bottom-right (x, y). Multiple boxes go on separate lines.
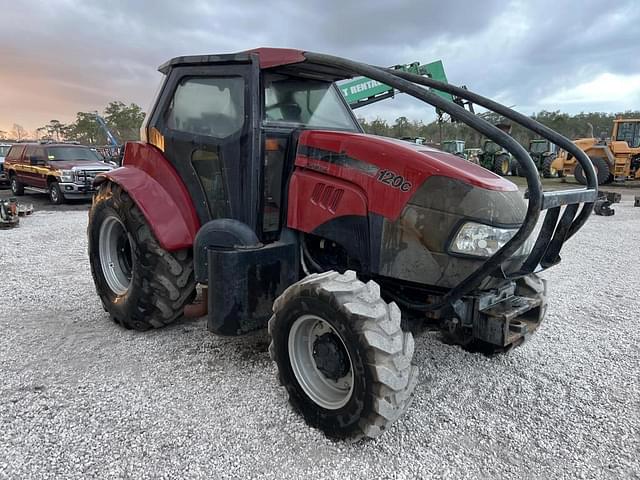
top-left (1, 0), bottom-right (639, 134)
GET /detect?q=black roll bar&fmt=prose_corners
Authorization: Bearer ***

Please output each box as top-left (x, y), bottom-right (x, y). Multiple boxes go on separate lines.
top-left (303, 52), bottom-right (598, 311)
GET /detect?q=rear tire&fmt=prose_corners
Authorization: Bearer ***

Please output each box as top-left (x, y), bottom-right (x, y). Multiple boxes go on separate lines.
top-left (88, 181), bottom-right (195, 330)
top-left (10, 175), bottom-right (24, 196)
top-left (542, 156), bottom-right (558, 178)
top-left (493, 154), bottom-right (511, 176)
top-left (575, 156), bottom-right (609, 185)
top-left (49, 181), bottom-right (64, 205)
top-left (269, 270), bottom-right (418, 440)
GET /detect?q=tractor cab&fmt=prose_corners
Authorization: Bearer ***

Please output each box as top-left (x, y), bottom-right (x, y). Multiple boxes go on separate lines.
top-left (441, 139), bottom-right (465, 157)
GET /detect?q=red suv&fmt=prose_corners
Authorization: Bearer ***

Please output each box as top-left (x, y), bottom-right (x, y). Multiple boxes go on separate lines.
top-left (4, 142), bottom-right (114, 204)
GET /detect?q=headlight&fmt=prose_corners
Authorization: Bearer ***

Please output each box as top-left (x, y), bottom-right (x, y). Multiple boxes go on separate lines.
top-left (449, 221), bottom-right (534, 258)
top-left (59, 170), bottom-right (74, 182)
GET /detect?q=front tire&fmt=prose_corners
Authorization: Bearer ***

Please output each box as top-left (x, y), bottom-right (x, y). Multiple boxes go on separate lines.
top-left (575, 156), bottom-right (609, 185)
top-left (10, 176), bottom-right (24, 196)
top-left (88, 181), bottom-right (195, 330)
top-left (49, 181), bottom-right (64, 204)
top-left (268, 270), bottom-right (418, 440)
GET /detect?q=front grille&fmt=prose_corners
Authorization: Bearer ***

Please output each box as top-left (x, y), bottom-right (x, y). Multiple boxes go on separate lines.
top-left (75, 169), bottom-right (109, 183)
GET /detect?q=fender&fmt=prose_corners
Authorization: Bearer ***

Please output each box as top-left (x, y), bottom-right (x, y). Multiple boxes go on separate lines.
top-left (95, 142), bottom-right (200, 251)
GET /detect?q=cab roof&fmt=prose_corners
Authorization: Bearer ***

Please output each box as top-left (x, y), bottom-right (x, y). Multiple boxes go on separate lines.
top-left (158, 47), bottom-right (354, 82)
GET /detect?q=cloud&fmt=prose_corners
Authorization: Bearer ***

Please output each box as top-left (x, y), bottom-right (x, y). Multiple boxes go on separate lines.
top-left (0, 0), bottom-right (638, 134)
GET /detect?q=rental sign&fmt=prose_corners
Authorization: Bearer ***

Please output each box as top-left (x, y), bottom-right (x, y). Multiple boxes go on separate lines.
top-left (339, 60), bottom-right (453, 106)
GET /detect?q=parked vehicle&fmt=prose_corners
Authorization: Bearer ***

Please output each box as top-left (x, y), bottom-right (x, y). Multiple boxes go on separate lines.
top-left (478, 139), bottom-right (512, 175)
top-left (463, 147), bottom-right (482, 164)
top-left (526, 139), bottom-right (560, 178)
top-left (0, 143), bottom-right (11, 185)
top-left (441, 139), bottom-right (465, 158)
top-left (4, 142), bottom-right (114, 204)
top-left (552, 118), bottom-right (640, 185)
top-left (87, 48), bottom-right (597, 440)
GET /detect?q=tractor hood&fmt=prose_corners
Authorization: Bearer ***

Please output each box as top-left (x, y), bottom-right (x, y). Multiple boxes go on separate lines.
top-left (294, 130), bottom-right (528, 289)
top-left (295, 130), bottom-right (517, 222)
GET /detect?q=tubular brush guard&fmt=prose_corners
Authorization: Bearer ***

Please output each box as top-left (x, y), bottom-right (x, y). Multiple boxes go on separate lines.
top-left (303, 52), bottom-right (598, 345)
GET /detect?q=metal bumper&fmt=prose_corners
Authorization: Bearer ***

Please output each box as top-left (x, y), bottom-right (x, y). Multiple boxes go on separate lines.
top-left (59, 181), bottom-right (97, 197)
top-left (446, 275), bottom-right (547, 349)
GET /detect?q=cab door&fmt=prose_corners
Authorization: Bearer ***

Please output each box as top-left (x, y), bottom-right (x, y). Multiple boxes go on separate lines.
top-left (147, 62), bottom-right (260, 231)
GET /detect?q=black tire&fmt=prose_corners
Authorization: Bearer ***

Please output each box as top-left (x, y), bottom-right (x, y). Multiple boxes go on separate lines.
top-left (10, 175), bottom-right (24, 195)
top-left (575, 156), bottom-right (609, 185)
top-left (493, 154), bottom-right (511, 176)
top-left (542, 156), bottom-right (558, 178)
top-left (269, 270), bottom-right (418, 440)
top-left (88, 181), bottom-right (195, 330)
top-left (48, 181), bottom-right (64, 205)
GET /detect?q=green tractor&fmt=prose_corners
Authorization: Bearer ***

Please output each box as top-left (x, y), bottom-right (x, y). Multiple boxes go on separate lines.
top-left (463, 147), bottom-right (482, 165)
top-left (528, 139), bottom-right (562, 178)
top-left (478, 139), bottom-right (512, 175)
top-left (441, 139), bottom-right (466, 158)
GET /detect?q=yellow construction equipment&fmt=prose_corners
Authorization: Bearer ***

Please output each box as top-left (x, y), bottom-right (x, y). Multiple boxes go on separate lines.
top-left (552, 118), bottom-right (640, 184)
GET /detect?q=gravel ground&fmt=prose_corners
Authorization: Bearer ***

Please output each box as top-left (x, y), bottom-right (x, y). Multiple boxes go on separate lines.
top-left (1, 193), bottom-right (639, 479)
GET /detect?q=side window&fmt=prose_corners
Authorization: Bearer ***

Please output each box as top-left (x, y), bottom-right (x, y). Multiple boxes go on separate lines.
top-left (23, 146), bottom-right (36, 161)
top-left (34, 148), bottom-right (46, 163)
top-left (166, 76), bottom-right (245, 138)
top-left (262, 136), bottom-right (288, 233)
top-left (7, 145), bottom-right (25, 161)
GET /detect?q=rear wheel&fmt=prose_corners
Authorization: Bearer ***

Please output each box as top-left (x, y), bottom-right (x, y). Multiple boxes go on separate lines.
top-left (542, 156), bottom-right (558, 178)
top-left (493, 154), bottom-right (511, 176)
top-left (269, 270), bottom-right (418, 440)
top-left (575, 156), bottom-right (609, 185)
top-left (48, 181), bottom-right (64, 205)
top-left (88, 181), bottom-right (195, 330)
top-left (10, 175), bottom-right (24, 196)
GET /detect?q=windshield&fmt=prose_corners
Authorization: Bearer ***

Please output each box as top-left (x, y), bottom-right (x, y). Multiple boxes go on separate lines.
top-left (615, 122), bottom-right (640, 148)
top-left (45, 146), bottom-right (102, 162)
top-left (264, 75), bottom-right (359, 131)
top-left (530, 141), bottom-right (548, 153)
top-left (0, 145), bottom-right (10, 157)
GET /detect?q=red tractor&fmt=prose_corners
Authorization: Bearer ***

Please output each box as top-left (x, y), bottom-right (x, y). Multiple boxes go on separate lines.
top-left (87, 48), bottom-right (598, 440)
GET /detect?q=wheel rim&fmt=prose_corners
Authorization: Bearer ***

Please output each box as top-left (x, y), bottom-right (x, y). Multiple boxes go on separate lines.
top-left (98, 215), bottom-right (133, 296)
top-left (50, 186), bottom-right (58, 202)
top-left (11, 179), bottom-right (17, 192)
top-left (502, 159), bottom-right (509, 174)
top-left (550, 166), bottom-right (557, 175)
top-left (288, 314), bottom-right (354, 410)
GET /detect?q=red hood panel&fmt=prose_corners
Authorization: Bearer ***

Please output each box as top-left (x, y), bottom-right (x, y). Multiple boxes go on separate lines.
top-left (295, 130), bottom-right (517, 221)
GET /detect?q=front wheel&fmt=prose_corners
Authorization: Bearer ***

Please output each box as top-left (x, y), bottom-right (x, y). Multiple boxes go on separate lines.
top-left (493, 154), bottom-right (511, 176)
top-left (10, 176), bottom-right (24, 196)
top-left (49, 181), bottom-right (64, 205)
top-left (575, 156), bottom-right (609, 185)
top-left (88, 181), bottom-right (195, 330)
top-left (269, 270), bottom-right (419, 440)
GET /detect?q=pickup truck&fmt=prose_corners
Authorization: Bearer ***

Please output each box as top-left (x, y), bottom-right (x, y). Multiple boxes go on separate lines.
top-left (4, 142), bottom-right (114, 204)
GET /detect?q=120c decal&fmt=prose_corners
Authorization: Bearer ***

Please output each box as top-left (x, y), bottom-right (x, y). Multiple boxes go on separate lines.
top-left (376, 170), bottom-right (412, 191)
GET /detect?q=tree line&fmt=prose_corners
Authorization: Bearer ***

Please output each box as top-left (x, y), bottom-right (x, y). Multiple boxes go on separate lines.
top-left (3, 106), bottom-right (639, 148)
top-left (0, 101), bottom-right (145, 145)
top-left (358, 110), bottom-right (640, 147)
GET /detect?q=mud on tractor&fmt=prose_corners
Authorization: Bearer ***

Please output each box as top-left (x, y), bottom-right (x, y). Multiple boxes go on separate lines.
top-left (87, 48), bottom-right (598, 440)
